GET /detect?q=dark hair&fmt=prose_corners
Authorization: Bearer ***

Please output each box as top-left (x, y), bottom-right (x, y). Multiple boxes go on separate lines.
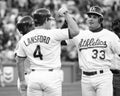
top-left (33, 14), bottom-right (48, 26)
top-left (32, 8), bottom-right (51, 27)
top-left (17, 23), bottom-right (33, 35)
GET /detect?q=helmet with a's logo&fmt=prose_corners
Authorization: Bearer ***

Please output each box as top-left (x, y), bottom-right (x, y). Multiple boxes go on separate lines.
top-left (87, 6), bottom-right (103, 18)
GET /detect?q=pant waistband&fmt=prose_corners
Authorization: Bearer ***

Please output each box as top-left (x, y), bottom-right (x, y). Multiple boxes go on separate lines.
top-left (83, 70), bottom-right (103, 76)
top-left (31, 69), bottom-right (56, 72)
top-left (82, 69), bottom-right (110, 76)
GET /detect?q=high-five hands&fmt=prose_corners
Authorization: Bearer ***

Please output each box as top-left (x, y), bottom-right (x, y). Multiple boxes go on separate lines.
top-left (58, 7), bottom-right (68, 17)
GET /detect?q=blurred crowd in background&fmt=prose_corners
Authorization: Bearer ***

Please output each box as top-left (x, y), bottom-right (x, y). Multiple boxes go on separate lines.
top-left (0, 0), bottom-right (120, 64)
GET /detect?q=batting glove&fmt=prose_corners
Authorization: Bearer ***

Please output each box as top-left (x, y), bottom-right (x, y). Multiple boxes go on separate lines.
top-left (58, 7), bottom-right (68, 16)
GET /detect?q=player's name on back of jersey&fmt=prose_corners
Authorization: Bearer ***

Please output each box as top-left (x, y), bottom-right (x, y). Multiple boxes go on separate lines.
top-left (24, 35), bottom-right (50, 46)
top-left (79, 38), bottom-right (107, 50)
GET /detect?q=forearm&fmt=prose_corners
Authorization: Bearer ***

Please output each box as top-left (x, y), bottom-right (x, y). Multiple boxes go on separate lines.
top-left (64, 13), bottom-right (79, 37)
top-left (17, 62), bottom-right (25, 81)
top-left (16, 57), bottom-right (25, 82)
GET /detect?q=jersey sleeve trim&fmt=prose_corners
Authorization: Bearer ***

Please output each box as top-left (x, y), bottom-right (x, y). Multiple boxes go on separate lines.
top-left (17, 55), bottom-right (27, 58)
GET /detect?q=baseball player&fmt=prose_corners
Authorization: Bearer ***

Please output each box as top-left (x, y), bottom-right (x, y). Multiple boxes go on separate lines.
top-left (66, 6), bottom-right (120, 96)
top-left (110, 18), bottom-right (120, 96)
top-left (15, 7), bottom-right (79, 96)
top-left (15, 15), bottom-right (34, 96)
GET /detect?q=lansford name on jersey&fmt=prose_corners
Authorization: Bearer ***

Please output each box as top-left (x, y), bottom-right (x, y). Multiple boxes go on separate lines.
top-left (24, 35), bottom-right (51, 46)
top-left (79, 38), bottom-right (107, 50)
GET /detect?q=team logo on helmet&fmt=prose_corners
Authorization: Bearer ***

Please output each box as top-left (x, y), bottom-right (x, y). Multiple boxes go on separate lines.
top-left (90, 7), bottom-right (96, 12)
top-left (87, 6), bottom-right (103, 18)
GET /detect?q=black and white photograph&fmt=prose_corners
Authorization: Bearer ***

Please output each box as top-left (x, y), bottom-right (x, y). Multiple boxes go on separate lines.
top-left (0, 0), bottom-right (120, 96)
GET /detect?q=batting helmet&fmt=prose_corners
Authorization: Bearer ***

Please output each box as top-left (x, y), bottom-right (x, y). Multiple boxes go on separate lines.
top-left (87, 6), bottom-right (103, 18)
top-left (32, 8), bottom-right (54, 26)
top-left (16, 16), bottom-right (34, 35)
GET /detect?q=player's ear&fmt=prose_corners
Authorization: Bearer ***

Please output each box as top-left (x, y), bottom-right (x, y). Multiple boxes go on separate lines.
top-left (98, 17), bottom-right (103, 23)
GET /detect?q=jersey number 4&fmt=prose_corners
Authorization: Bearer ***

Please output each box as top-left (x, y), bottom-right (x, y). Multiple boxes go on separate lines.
top-left (33, 45), bottom-right (43, 60)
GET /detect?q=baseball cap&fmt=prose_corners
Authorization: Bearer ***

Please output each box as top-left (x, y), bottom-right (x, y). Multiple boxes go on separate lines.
top-left (87, 6), bottom-right (103, 18)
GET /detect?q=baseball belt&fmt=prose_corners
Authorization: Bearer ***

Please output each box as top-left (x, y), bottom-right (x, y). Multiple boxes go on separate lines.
top-left (31, 69), bottom-right (54, 72)
top-left (83, 70), bottom-right (104, 76)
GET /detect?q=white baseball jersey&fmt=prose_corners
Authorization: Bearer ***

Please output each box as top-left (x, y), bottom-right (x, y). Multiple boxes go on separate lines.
top-left (16, 28), bottom-right (69, 70)
top-left (68, 29), bottom-right (120, 71)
